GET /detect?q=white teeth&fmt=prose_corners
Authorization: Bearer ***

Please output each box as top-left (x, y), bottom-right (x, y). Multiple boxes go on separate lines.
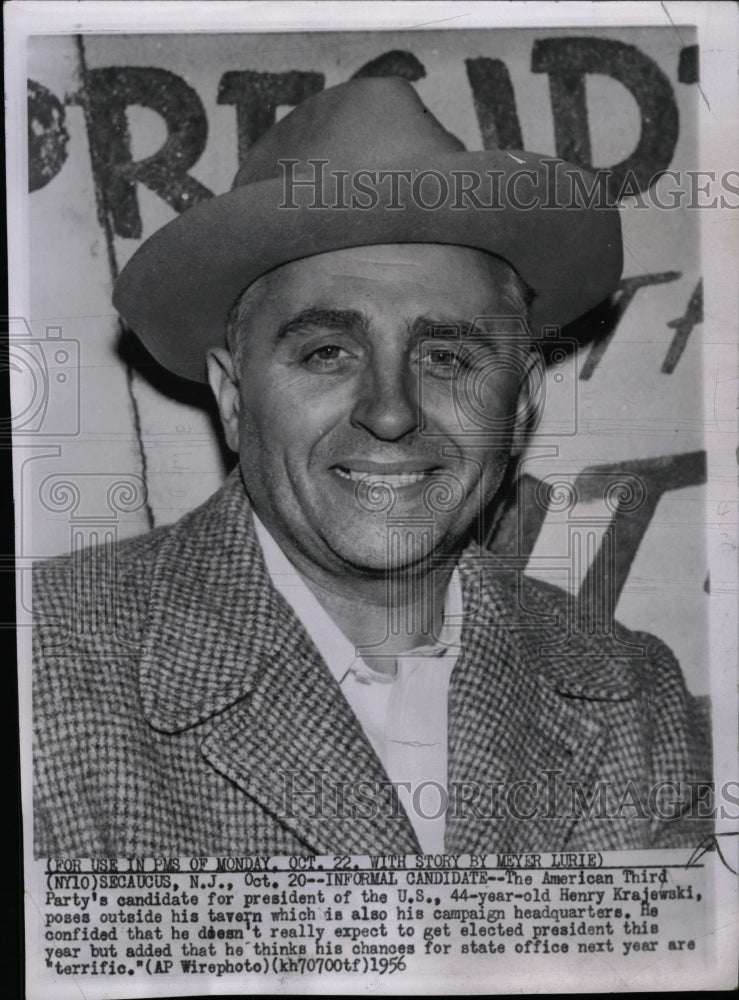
top-left (334, 469), bottom-right (429, 487)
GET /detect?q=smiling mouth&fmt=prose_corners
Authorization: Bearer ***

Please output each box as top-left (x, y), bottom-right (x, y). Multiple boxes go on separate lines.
top-left (333, 467), bottom-right (433, 487)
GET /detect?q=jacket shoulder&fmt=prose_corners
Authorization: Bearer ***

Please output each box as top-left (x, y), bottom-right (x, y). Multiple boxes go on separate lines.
top-left (514, 568), bottom-right (702, 697)
top-left (496, 563), bottom-right (683, 671)
top-left (32, 521), bottom-right (174, 649)
top-left (473, 552), bottom-right (712, 752)
top-left (34, 519), bottom-right (172, 584)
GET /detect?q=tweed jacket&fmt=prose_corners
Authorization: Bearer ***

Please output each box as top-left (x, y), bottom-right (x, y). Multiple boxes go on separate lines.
top-left (33, 470), bottom-right (711, 858)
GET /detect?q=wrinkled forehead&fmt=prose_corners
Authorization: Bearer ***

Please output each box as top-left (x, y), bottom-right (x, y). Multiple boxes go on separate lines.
top-left (241, 243), bottom-right (523, 318)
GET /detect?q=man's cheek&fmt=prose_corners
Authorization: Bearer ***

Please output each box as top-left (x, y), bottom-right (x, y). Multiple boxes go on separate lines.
top-left (422, 390), bottom-right (516, 440)
top-left (419, 394), bottom-right (464, 437)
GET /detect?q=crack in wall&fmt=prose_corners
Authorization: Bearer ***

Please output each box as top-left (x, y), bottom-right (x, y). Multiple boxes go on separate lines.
top-left (74, 34), bottom-right (155, 531)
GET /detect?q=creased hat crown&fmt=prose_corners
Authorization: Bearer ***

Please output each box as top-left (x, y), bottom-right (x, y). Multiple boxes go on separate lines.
top-left (234, 77), bottom-right (466, 186)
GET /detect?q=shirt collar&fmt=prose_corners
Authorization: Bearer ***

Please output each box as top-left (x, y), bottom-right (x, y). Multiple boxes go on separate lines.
top-left (252, 512), bottom-right (462, 684)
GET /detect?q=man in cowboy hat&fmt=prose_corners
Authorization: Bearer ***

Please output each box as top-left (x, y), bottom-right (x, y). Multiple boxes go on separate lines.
top-left (33, 78), bottom-right (710, 857)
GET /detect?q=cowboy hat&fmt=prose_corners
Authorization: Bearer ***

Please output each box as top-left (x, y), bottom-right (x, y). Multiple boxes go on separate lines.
top-left (113, 77), bottom-right (622, 382)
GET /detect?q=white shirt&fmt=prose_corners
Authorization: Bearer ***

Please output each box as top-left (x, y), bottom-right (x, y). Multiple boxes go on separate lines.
top-left (252, 514), bottom-right (463, 852)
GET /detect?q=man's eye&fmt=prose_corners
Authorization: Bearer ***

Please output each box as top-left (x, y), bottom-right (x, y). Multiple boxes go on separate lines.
top-left (428, 349), bottom-right (457, 365)
top-left (421, 345), bottom-right (468, 378)
top-left (302, 343), bottom-right (353, 370)
top-left (313, 345), bottom-right (344, 360)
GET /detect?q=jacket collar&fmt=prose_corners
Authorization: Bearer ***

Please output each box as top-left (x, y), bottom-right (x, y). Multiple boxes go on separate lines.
top-left (139, 468), bottom-right (287, 733)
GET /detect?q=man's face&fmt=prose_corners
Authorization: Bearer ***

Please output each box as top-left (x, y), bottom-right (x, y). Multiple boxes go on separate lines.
top-left (210, 243), bottom-right (530, 577)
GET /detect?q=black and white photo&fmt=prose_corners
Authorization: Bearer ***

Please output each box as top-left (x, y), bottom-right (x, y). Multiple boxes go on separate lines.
top-left (9, 2), bottom-right (737, 995)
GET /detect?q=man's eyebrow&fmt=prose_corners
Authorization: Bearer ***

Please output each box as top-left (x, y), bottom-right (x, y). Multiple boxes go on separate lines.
top-left (408, 315), bottom-right (478, 339)
top-left (275, 308), bottom-right (367, 339)
top-left (410, 315), bottom-right (529, 343)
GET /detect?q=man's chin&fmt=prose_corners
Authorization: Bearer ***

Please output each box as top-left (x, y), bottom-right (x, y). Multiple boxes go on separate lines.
top-left (317, 520), bottom-right (464, 577)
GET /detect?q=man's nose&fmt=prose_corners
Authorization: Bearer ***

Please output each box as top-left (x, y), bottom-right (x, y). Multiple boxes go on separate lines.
top-left (350, 360), bottom-right (419, 441)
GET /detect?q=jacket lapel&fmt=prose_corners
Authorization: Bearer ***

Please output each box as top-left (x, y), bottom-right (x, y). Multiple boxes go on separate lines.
top-left (138, 471), bottom-right (418, 855)
top-left (199, 649), bottom-right (419, 855)
top-left (446, 550), bottom-right (637, 854)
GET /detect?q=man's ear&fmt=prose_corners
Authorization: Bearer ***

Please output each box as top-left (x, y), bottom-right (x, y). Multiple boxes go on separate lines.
top-left (511, 350), bottom-right (540, 456)
top-left (206, 347), bottom-right (240, 453)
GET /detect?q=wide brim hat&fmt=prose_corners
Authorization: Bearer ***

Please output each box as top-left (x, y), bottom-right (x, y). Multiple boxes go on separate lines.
top-left (113, 77), bottom-right (623, 383)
